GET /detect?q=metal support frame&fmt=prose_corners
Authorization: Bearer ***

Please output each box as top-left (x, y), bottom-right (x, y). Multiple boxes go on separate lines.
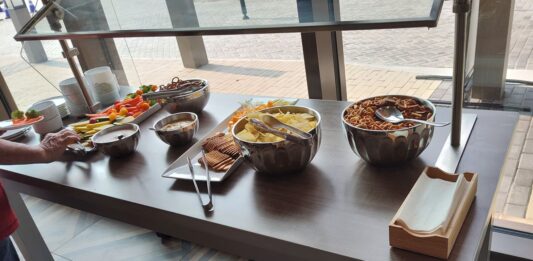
top-left (4, 180), bottom-right (53, 261)
top-left (58, 40), bottom-right (95, 113)
top-left (451, 0), bottom-right (470, 146)
top-left (298, 0), bottom-right (347, 101)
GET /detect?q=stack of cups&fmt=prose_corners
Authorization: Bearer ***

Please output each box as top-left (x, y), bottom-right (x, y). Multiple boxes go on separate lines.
top-left (30, 100), bottom-right (63, 135)
top-left (84, 66), bottom-right (120, 107)
top-left (59, 77), bottom-right (92, 117)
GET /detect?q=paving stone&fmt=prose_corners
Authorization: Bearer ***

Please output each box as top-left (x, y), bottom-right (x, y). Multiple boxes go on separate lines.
top-left (514, 169), bottom-right (533, 187)
top-left (512, 131), bottom-right (527, 146)
top-left (507, 144), bottom-right (523, 160)
top-left (502, 158), bottom-right (519, 177)
top-left (518, 153), bottom-right (533, 170)
top-left (516, 119), bottom-right (531, 132)
top-left (499, 175), bottom-right (514, 193)
top-left (493, 192), bottom-right (508, 213)
top-left (507, 186), bottom-right (532, 205)
top-left (527, 129), bottom-right (533, 140)
top-left (523, 139), bottom-right (533, 154)
top-left (504, 204), bottom-right (527, 218)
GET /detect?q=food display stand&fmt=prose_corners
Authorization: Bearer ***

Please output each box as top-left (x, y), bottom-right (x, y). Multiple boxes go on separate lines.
top-left (0, 0), bottom-right (514, 260)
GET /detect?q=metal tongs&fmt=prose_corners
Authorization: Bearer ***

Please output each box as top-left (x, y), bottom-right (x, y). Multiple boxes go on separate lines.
top-left (141, 87), bottom-right (198, 100)
top-left (186, 151), bottom-right (214, 212)
top-left (248, 116), bottom-right (311, 145)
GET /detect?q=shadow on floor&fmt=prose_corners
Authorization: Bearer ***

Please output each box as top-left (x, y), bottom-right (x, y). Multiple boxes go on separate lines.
top-left (197, 63), bottom-right (286, 78)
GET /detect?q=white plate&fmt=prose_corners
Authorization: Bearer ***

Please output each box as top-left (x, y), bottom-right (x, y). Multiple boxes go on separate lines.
top-left (0, 127), bottom-right (30, 140)
top-left (0, 116), bottom-right (45, 131)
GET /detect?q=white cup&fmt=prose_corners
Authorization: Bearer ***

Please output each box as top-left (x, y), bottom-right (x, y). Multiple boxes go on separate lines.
top-left (32, 115), bottom-right (63, 135)
top-left (59, 77), bottom-right (91, 117)
top-left (30, 100), bottom-right (60, 119)
top-left (30, 101), bottom-right (63, 135)
top-left (84, 66), bottom-right (120, 106)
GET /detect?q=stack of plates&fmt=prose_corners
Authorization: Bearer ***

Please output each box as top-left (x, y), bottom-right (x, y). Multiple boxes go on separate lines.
top-left (0, 127), bottom-right (30, 141)
top-left (43, 96), bottom-right (69, 118)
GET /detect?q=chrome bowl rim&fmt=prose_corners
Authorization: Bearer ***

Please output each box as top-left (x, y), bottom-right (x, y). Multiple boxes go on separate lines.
top-left (341, 95), bottom-right (436, 133)
top-left (163, 78), bottom-right (208, 101)
top-left (153, 112), bottom-right (198, 132)
top-left (231, 105), bottom-right (322, 145)
top-left (91, 123), bottom-right (140, 145)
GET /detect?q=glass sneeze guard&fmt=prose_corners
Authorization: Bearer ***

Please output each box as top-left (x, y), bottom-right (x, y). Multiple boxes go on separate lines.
top-left (15, 0), bottom-right (444, 41)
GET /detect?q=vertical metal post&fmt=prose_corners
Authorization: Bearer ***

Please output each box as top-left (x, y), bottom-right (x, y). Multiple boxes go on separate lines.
top-left (451, 0), bottom-right (470, 146)
top-left (59, 40), bottom-right (95, 113)
top-left (240, 0), bottom-right (249, 20)
top-left (297, 0), bottom-right (347, 101)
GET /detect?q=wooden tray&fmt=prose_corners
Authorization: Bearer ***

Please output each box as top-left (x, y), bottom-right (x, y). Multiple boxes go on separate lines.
top-left (389, 166), bottom-right (478, 259)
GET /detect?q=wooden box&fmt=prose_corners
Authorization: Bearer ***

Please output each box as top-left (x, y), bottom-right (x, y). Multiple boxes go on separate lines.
top-left (389, 166), bottom-right (478, 259)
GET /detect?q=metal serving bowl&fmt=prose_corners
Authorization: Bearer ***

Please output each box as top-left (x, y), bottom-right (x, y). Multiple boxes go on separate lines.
top-left (342, 95), bottom-right (436, 166)
top-left (232, 105), bottom-right (322, 175)
top-left (92, 123), bottom-right (140, 157)
top-left (153, 112), bottom-right (199, 146)
top-left (160, 79), bottom-right (210, 114)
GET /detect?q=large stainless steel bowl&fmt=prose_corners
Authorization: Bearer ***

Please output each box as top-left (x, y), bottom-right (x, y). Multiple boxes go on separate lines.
top-left (92, 123), bottom-right (140, 157)
top-left (232, 105), bottom-right (321, 174)
top-left (160, 79), bottom-right (209, 113)
top-left (153, 112), bottom-right (198, 146)
top-left (342, 95), bottom-right (435, 166)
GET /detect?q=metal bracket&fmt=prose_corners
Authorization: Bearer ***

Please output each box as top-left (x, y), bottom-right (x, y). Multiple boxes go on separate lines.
top-left (61, 47), bottom-right (79, 59)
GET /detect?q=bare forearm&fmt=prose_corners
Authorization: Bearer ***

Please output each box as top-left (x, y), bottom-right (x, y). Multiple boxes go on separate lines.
top-left (0, 140), bottom-right (48, 164)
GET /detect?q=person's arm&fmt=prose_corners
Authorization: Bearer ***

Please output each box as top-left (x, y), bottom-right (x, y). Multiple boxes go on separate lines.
top-left (0, 129), bottom-right (80, 165)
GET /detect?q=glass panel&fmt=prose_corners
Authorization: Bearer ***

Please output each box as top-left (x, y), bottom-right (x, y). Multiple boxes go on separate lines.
top-left (17, 0), bottom-right (441, 40)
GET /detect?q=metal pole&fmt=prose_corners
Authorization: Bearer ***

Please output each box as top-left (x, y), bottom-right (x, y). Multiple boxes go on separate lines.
top-left (58, 39), bottom-right (95, 113)
top-left (451, 0), bottom-right (470, 146)
top-left (240, 0), bottom-right (249, 20)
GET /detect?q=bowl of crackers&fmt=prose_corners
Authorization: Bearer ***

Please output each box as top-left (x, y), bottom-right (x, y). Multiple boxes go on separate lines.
top-left (342, 95), bottom-right (436, 165)
top-left (232, 105), bottom-right (321, 175)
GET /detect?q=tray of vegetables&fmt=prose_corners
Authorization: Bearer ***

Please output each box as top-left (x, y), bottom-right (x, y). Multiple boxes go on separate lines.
top-left (68, 85), bottom-right (161, 152)
top-left (0, 109), bottom-right (44, 131)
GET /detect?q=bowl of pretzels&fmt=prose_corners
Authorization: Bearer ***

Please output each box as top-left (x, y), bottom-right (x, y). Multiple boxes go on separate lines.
top-left (342, 95), bottom-right (436, 165)
top-left (153, 78), bottom-right (210, 114)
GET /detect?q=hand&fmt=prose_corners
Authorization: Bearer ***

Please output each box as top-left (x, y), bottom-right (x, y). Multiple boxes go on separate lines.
top-left (38, 129), bottom-right (80, 162)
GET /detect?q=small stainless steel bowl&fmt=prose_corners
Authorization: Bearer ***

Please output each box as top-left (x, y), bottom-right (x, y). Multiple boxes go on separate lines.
top-left (160, 79), bottom-right (210, 114)
top-left (92, 123), bottom-right (140, 157)
top-left (232, 105), bottom-right (321, 175)
top-left (341, 95), bottom-right (436, 166)
top-left (153, 112), bottom-right (199, 146)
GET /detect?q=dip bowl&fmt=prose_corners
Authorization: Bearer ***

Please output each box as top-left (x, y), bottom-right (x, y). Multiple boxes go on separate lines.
top-left (92, 123), bottom-right (140, 157)
top-left (153, 112), bottom-right (199, 146)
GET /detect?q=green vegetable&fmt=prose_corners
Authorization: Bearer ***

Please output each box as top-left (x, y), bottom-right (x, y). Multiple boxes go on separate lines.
top-left (142, 85), bottom-right (151, 93)
top-left (126, 93), bottom-right (137, 99)
top-left (11, 110), bottom-right (25, 120)
top-left (25, 109), bottom-right (41, 119)
top-left (149, 99), bottom-right (157, 106)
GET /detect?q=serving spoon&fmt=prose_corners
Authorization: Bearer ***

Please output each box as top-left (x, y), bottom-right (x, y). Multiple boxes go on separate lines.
top-left (375, 106), bottom-right (450, 127)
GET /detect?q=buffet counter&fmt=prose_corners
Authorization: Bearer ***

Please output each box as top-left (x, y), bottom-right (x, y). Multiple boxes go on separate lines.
top-left (0, 93), bottom-right (518, 260)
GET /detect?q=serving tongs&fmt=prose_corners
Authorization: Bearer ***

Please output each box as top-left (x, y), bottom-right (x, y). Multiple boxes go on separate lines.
top-left (249, 118), bottom-right (309, 144)
top-left (187, 151), bottom-right (214, 212)
top-left (141, 85), bottom-right (202, 100)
